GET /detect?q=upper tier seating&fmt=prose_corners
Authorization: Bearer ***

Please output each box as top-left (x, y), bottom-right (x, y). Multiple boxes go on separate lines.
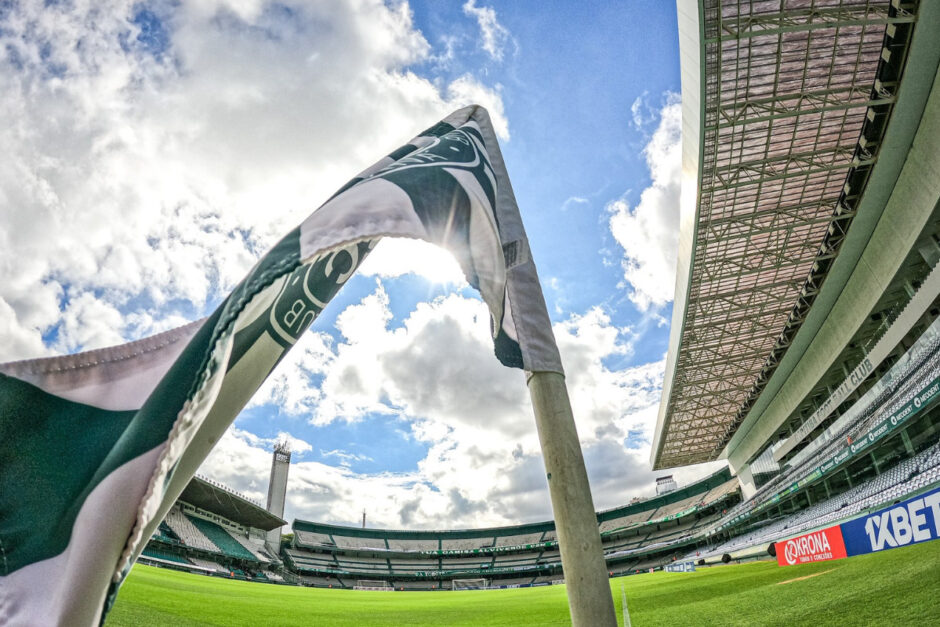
top-left (333, 535), bottom-right (388, 550)
top-left (385, 538), bottom-right (438, 551)
top-left (294, 529), bottom-right (334, 547)
top-left (492, 533), bottom-right (544, 547)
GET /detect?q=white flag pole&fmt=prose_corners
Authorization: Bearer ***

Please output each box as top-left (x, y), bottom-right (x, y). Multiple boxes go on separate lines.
top-left (453, 104), bottom-right (615, 626)
top-left (528, 371), bottom-right (617, 627)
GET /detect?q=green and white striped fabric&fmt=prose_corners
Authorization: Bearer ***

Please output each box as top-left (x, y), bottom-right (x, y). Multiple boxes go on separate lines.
top-left (0, 106), bottom-right (562, 625)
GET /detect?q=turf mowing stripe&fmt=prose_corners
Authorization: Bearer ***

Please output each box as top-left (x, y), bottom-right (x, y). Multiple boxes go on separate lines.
top-left (776, 568), bottom-right (836, 585)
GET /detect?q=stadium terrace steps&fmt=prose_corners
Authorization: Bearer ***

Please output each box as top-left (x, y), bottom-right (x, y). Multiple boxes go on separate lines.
top-left (224, 529), bottom-right (270, 562)
top-left (285, 549), bottom-right (340, 571)
top-left (385, 538), bottom-right (438, 551)
top-left (186, 515), bottom-right (259, 561)
top-left (493, 533), bottom-right (543, 547)
top-left (153, 521), bottom-right (180, 544)
top-left (165, 505), bottom-right (218, 553)
top-left (334, 536), bottom-right (387, 550)
top-left (441, 537), bottom-right (488, 550)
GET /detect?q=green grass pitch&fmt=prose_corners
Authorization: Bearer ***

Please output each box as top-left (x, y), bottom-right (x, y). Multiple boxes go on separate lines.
top-left (107, 540), bottom-right (940, 626)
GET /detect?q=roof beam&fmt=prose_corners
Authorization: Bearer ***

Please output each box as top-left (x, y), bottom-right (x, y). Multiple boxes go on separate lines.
top-left (713, 86), bottom-right (894, 129)
top-left (709, 5), bottom-right (913, 42)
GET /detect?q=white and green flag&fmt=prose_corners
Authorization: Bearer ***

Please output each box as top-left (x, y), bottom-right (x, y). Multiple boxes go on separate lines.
top-left (0, 106), bottom-right (562, 625)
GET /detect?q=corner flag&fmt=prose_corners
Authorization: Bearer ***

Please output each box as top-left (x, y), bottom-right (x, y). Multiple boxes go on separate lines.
top-left (0, 106), bottom-right (562, 625)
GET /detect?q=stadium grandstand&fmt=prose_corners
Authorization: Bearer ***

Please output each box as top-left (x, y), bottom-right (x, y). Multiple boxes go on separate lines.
top-left (649, 0), bottom-right (940, 564)
top-left (132, 0), bottom-right (940, 604)
top-left (283, 470), bottom-right (739, 589)
top-left (140, 475), bottom-right (288, 584)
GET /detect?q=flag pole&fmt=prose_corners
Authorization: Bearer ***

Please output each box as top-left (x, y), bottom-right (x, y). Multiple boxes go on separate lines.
top-left (527, 370), bottom-right (617, 627)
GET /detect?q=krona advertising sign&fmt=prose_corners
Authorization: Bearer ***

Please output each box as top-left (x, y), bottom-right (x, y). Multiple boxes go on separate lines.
top-left (776, 526), bottom-right (847, 566)
top-left (776, 486), bottom-right (940, 567)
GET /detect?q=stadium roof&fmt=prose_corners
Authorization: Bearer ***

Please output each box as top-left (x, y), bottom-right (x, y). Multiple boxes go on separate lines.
top-left (651, 0), bottom-right (920, 469)
top-left (180, 475), bottom-right (285, 531)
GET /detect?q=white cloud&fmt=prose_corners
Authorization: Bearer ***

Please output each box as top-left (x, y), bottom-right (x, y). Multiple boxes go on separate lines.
top-left (462, 0), bottom-right (513, 62)
top-left (630, 90), bottom-right (657, 129)
top-left (321, 449), bottom-right (374, 467)
top-left (446, 74), bottom-right (510, 140)
top-left (561, 196), bottom-right (589, 212)
top-left (220, 282), bottom-right (723, 528)
top-left (54, 293), bottom-right (127, 353)
top-left (0, 3), bottom-right (724, 531)
top-left (608, 94), bottom-right (682, 311)
top-left (0, 0), bottom-right (509, 361)
top-left (277, 431), bottom-right (314, 456)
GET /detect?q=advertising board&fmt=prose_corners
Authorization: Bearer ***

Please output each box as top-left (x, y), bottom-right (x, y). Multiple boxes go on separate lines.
top-left (840, 485), bottom-right (940, 556)
top-left (664, 561), bottom-right (696, 573)
top-left (776, 486), bottom-right (940, 567)
top-left (775, 525), bottom-right (847, 566)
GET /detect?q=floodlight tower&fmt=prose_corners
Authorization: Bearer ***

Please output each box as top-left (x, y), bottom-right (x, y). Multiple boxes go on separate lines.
top-left (265, 440), bottom-right (291, 552)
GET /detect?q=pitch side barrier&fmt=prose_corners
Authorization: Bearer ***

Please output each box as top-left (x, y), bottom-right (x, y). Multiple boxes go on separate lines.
top-left (490, 581), bottom-right (556, 590)
top-left (775, 485), bottom-right (940, 566)
top-left (720, 375), bottom-right (940, 532)
top-left (663, 562), bottom-right (696, 573)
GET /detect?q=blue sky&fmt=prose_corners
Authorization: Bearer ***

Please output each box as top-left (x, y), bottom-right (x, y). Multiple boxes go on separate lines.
top-left (0, 0), bottom-right (722, 529)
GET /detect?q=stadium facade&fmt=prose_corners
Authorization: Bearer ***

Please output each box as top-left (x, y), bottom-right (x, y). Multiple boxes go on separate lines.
top-left (143, 468), bottom-right (738, 589)
top-left (139, 475), bottom-right (287, 582)
top-left (284, 471), bottom-right (737, 589)
top-left (138, 0), bottom-right (940, 590)
top-left (653, 0), bottom-right (940, 483)
top-left (649, 0), bottom-right (940, 555)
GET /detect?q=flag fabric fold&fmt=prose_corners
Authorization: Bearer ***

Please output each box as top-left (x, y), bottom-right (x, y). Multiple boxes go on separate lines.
top-left (0, 105), bottom-right (562, 625)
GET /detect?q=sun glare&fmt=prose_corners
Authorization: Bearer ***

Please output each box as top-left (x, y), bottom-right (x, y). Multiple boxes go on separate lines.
top-left (359, 238), bottom-right (467, 285)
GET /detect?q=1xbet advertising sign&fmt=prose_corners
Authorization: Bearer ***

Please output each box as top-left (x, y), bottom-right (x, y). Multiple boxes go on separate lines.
top-left (776, 486), bottom-right (940, 567)
top-left (840, 485), bottom-right (940, 556)
top-left (775, 526), bottom-right (847, 566)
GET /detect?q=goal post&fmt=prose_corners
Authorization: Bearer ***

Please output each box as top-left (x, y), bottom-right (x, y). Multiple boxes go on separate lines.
top-left (452, 578), bottom-right (487, 590)
top-left (353, 580), bottom-right (393, 591)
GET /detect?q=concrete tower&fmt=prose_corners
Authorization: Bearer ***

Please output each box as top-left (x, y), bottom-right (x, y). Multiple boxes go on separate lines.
top-left (265, 441), bottom-right (291, 551)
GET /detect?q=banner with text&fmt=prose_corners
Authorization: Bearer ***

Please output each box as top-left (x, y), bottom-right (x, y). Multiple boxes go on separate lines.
top-left (840, 485), bottom-right (940, 557)
top-left (775, 526), bottom-right (847, 566)
top-left (776, 485), bottom-right (940, 566)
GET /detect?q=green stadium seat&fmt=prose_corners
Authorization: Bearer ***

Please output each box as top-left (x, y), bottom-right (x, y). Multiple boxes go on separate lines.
top-left (186, 515), bottom-right (259, 561)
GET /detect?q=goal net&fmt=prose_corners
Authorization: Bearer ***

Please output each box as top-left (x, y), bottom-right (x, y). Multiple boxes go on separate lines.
top-left (354, 580), bottom-right (393, 591)
top-left (452, 578), bottom-right (487, 590)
